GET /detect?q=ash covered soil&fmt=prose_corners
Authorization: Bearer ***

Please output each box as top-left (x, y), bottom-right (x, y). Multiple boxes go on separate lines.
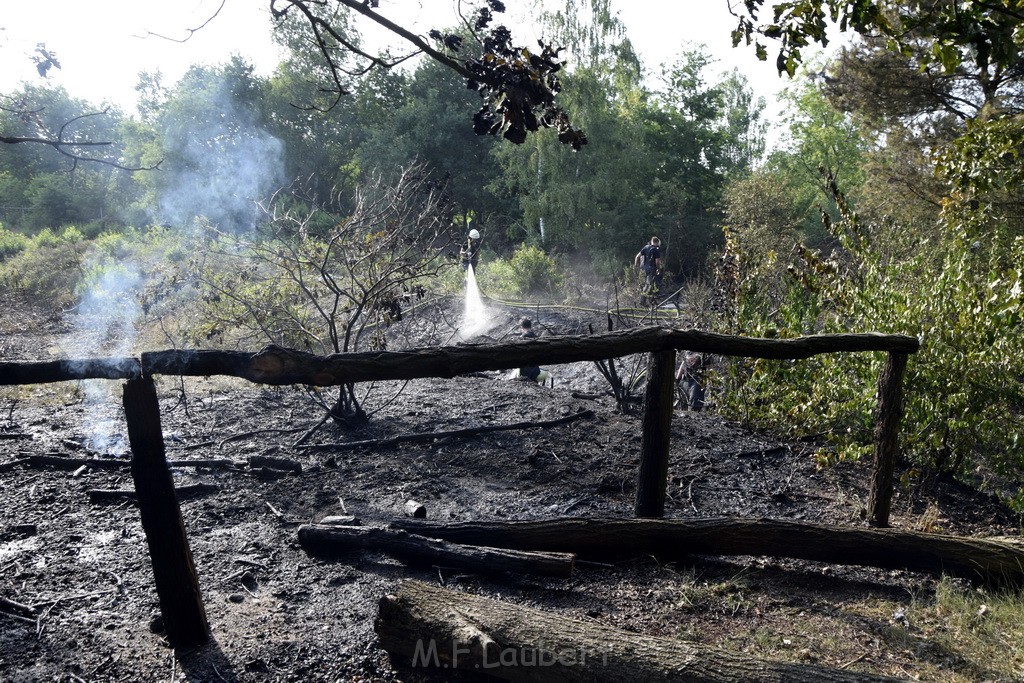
top-left (0, 294), bottom-right (1019, 682)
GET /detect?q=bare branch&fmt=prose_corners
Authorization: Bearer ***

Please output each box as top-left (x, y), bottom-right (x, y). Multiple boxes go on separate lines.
top-left (1, 99), bottom-right (161, 171)
top-left (138, 0), bottom-right (228, 43)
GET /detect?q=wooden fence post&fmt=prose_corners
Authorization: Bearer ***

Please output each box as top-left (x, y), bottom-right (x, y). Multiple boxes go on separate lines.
top-left (123, 376), bottom-right (209, 649)
top-left (635, 349), bottom-right (676, 518)
top-left (867, 351), bottom-right (909, 528)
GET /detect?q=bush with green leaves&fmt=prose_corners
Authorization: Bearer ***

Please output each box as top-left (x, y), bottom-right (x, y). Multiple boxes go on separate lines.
top-left (476, 243), bottom-right (563, 300)
top-left (0, 237), bottom-right (87, 310)
top-left (0, 225), bottom-right (29, 261)
top-left (721, 187), bottom-right (1024, 477)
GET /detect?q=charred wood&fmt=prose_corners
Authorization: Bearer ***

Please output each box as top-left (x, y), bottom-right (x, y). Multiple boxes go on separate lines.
top-left (0, 357), bottom-right (140, 385)
top-left (298, 525), bottom-right (575, 578)
top-left (248, 455), bottom-right (302, 473)
top-left (22, 453), bottom-right (239, 471)
top-left (391, 517), bottom-right (1024, 586)
top-left (404, 500), bottom-right (427, 518)
top-left (140, 330), bottom-right (918, 387)
top-left (122, 376), bottom-right (208, 649)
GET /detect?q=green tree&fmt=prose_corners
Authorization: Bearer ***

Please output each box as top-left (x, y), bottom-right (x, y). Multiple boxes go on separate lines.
top-left (264, 8), bottom-right (372, 208)
top-left (489, 0), bottom-right (647, 269)
top-left (765, 78), bottom-right (868, 244)
top-left (644, 53), bottom-right (766, 275)
top-left (353, 54), bottom-right (510, 242)
top-left (0, 84), bottom-right (135, 232)
top-left (273, 0), bottom-right (586, 148)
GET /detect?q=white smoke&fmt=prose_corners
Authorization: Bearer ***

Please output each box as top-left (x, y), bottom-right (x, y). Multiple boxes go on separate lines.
top-left (74, 263), bottom-right (143, 455)
top-left (157, 73), bottom-right (285, 232)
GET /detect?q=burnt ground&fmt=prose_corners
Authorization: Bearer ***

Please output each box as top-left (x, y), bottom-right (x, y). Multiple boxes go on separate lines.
top-left (0, 294), bottom-right (1020, 682)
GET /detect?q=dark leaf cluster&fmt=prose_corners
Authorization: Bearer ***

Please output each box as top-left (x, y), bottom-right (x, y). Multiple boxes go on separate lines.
top-left (32, 44), bottom-right (62, 78)
top-left (464, 28), bottom-right (586, 150)
top-left (733, 0), bottom-right (883, 76)
top-left (733, 1), bottom-right (1024, 78)
top-left (428, 29), bottom-right (463, 52)
top-left (409, 2), bottom-right (583, 150)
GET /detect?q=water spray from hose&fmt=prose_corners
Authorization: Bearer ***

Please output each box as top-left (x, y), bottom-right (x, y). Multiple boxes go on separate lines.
top-left (461, 264), bottom-right (492, 337)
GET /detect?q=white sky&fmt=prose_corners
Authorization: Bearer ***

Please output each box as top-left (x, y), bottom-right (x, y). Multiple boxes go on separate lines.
top-left (0, 1), bottom-right (812, 121)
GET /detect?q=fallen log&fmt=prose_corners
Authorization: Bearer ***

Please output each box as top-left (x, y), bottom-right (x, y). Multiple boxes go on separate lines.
top-left (319, 515), bottom-right (360, 526)
top-left (0, 595), bottom-right (38, 618)
top-left (27, 453), bottom-right (129, 470)
top-left (88, 483), bottom-right (220, 505)
top-left (375, 580), bottom-right (901, 682)
top-left (298, 525), bottom-right (575, 578)
top-left (248, 454), bottom-right (302, 473)
top-left (168, 458), bottom-right (242, 470)
top-left (390, 517), bottom-right (1024, 586)
top-left (23, 453), bottom-right (240, 471)
top-left (295, 410), bottom-right (595, 451)
top-left (0, 457), bottom-right (29, 473)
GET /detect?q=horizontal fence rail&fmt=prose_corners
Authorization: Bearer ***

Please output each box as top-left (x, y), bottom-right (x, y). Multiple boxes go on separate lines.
top-left (0, 328), bottom-right (920, 386)
top-left (0, 357), bottom-right (141, 384)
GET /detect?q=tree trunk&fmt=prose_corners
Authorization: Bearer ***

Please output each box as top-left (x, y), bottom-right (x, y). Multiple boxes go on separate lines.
top-left (330, 383), bottom-right (366, 426)
top-left (298, 524), bottom-right (575, 578)
top-left (391, 517), bottom-right (1024, 586)
top-left (375, 580), bottom-right (900, 682)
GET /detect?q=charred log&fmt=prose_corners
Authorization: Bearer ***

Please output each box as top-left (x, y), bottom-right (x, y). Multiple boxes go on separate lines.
top-left (391, 517), bottom-right (1024, 586)
top-left (298, 525), bottom-right (575, 578)
top-left (87, 483), bottom-right (220, 505)
top-left (296, 410), bottom-right (594, 451)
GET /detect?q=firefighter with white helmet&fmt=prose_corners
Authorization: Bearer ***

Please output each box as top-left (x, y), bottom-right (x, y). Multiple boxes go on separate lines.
top-left (460, 227), bottom-right (482, 271)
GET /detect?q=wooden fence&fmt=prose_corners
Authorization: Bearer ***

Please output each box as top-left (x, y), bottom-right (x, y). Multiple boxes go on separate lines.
top-left (0, 326), bottom-right (920, 648)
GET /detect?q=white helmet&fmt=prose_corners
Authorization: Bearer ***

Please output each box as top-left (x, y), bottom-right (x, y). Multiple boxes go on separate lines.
top-left (468, 229), bottom-right (480, 239)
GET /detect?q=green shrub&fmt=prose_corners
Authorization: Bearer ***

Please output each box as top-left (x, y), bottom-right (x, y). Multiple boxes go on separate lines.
top-left (0, 226), bottom-right (29, 261)
top-left (475, 255), bottom-right (519, 299)
top-left (60, 226), bottom-right (85, 243)
top-left (721, 195), bottom-right (1024, 477)
top-left (476, 244), bottom-right (564, 300)
top-left (31, 228), bottom-right (60, 248)
top-left (0, 241), bottom-right (85, 310)
top-left (508, 243), bottom-right (564, 295)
